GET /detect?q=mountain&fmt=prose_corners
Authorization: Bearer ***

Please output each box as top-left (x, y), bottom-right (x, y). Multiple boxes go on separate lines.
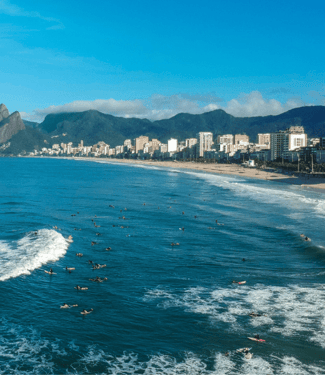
top-left (36, 105), bottom-right (325, 146)
top-left (1, 104), bottom-right (325, 155)
top-left (0, 104), bottom-right (25, 144)
top-left (23, 120), bottom-right (40, 129)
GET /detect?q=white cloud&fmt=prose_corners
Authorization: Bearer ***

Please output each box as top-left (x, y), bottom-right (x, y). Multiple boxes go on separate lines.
top-left (0, 0), bottom-right (64, 30)
top-left (21, 91), bottom-right (315, 123)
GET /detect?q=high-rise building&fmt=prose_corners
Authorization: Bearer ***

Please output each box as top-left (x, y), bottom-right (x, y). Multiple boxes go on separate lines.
top-left (185, 138), bottom-right (198, 148)
top-left (168, 138), bottom-right (178, 153)
top-left (135, 136), bottom-right (149, 153)
top-left (270, 126), bottom-right (307, 161)
top-left (124, 139), bottom-right (132, 149)
top-left (197, 132), bottom-right (213, 157)
top-left (148, 138), bottom-right (161, 153)
top-left (257, 134), bottom-right (270, 147)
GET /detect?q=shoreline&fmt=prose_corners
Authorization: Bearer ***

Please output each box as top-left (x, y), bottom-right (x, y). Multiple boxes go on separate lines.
top-left (72, 157), bottom-right (325, 192)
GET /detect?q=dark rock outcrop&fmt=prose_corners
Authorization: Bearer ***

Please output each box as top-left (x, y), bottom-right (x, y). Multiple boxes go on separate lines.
top-left (0, 104), bottom-right (25, 144)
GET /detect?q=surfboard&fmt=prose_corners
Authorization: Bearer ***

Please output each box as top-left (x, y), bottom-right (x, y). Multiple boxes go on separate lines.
top-left (81, 310), bottom-right (93, 315)
top-left (44, 270), bottom-right (56, 274)
top-left (238, 281), bottom-right (246, 284)
top-left (248, 337), bottom-right (265, 342)
top-left (66, 268), bottom-right (75, 271)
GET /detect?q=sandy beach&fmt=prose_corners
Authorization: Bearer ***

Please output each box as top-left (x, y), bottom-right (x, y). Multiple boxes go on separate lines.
top-left (76, 158), bottom-right (325, 192)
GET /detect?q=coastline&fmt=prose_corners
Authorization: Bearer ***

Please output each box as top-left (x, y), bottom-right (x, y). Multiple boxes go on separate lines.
top-left (72, 157), bottom-right (325, 192)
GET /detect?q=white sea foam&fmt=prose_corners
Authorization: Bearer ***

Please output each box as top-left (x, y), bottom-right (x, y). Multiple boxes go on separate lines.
top-left (1, 318), bottom-right (324, 374)
top-left (145, 284), bottom-right (325, 348)
top-left (183, 171), bottom-right (325, 219)
top-left (0, 229), bottom-right (69, 281)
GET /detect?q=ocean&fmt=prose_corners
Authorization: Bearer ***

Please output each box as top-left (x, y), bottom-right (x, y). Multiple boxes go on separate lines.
top-left (1, 157), bottom-right (325, 374)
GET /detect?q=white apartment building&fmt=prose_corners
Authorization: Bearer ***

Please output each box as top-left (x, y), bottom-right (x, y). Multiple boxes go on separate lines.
top-left (168, 138), bottom-right (178, 153)
top-left (270, 126), bottom-right (307, 161)
top-left (197, 132), bottom-right (213, 157)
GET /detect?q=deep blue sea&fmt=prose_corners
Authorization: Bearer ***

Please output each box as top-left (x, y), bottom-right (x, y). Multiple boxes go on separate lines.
top-left (1, 157), bottom-right (325, 374)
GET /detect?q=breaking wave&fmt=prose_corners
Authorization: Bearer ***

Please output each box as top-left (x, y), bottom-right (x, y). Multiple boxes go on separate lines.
top-left (0, 229), bottom-right (69, 281)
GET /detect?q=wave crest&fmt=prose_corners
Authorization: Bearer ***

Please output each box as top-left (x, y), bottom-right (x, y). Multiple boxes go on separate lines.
top-left (0, 229), bottom-right (69, 281)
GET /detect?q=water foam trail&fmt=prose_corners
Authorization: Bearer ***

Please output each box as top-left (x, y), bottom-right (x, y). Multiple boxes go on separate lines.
top-left (145, 284), bottom-right (325, 349)
top-left (0, 229), bottom-right (69, 281)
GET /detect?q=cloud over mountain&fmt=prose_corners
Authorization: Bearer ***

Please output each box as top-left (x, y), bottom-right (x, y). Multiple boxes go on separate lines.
top-left (21, 91), bottom-right (313, 122)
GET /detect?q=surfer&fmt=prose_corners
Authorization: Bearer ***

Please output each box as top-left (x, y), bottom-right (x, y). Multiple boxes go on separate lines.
top-left (49, 268), bottom-right (54, 274)
top-left (91, 241), bottom-right (97, 246)
top-left (88, 260), bottom-right (93, 264)
top-left (60, 303), bottom-right (78, 309)
top-left (305, 236), bottom-right (311, 241)
top-left (254, 334), bottom-right (260, 340)
top-left (81, 308), bottom-right (93, 315)
top-left (75, 285), bottom-right (88, 290)
top-left (106, 247), bottom-right (111, 251)
top-left (242, 258), bottom-right (246, 261)
top-left (249, 312), bottom-right (265, 317)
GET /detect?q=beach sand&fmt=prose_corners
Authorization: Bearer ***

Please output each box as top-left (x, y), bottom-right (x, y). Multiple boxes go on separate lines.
top-left (77, 158), bottom-right (325, 192)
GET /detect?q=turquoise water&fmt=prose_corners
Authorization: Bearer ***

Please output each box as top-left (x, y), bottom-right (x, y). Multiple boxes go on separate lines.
top-left (1, 157), bottom-right (325, 374)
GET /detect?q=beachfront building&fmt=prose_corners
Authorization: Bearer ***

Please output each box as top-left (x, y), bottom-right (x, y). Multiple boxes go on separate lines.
top-left (185, 138), bottom-right (197, 148)
top-left (159, 143), bottom-right (168, 153)
top-left (257, 134), bottom-right (271, 148)
top-left (217, 134), bottom-right (233, 145)
top-left (270, 126), bottom-right (307, 161)
top-left (135, 136), bottom-right (149, 153)
top-left (168, 138), bottom-right (178, 153)
top-left (234, 134), bottom-right (249, 145)
top-left (197, 132), bottom-right (213, 157)
top-left (124, 139), bottom-right (132, 149)
top-left (148, 139), bottom-right (161, 153)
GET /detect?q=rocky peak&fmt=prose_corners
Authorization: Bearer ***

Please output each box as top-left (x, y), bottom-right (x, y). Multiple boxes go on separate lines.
top-left (0, 106), bottom-right (25, 144)
top-left (0, 104), bottom-right (10, 122)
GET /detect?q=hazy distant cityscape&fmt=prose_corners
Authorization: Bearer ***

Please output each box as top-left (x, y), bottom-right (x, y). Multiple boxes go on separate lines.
top-left (22, 126), bottom-right (325, 165)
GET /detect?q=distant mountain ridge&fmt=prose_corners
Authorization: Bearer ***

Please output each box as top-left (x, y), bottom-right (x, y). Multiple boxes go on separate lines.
top-left (2, 105), bottom-right (325, 155)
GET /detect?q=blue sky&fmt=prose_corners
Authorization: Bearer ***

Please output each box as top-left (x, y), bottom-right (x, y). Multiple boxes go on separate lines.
top-left (0, 0), bottom-right (324, 121)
